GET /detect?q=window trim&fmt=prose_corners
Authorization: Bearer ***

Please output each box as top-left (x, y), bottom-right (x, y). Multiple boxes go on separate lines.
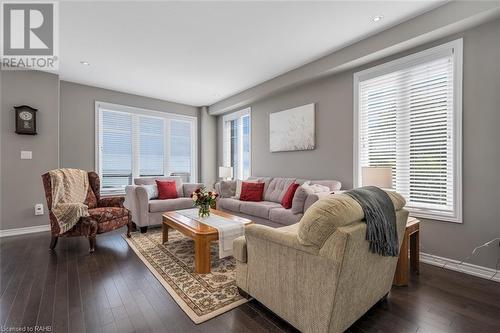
top-left (95, 101), bottom-right (197, 194)
top-left (353, 39), bottom-right (463, 223)
top-left (222, 107), bottom-right (251, 180)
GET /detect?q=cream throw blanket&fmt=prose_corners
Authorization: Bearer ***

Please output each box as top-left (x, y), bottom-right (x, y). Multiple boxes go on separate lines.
top-left (49, 168), bottom-right (90, 234)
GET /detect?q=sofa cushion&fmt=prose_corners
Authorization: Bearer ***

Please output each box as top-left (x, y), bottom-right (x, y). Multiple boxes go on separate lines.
top-left (269, 208), bottom-right (303, 225)
top-left (281, 183), bottom-right (300, 209)
top-left (235, 179), bottom-right (258, 199)
top-left (156, 180), bottom-right (178, 199)
top-left (264, 178), bottom-right (296, 203)
top-left (240, 182), bottom-right (265, 202)
top-left (219, 180), bottom-right (236, 198)
top-left (240, 201), bottom-right (282, 219)
top-left (88, 207), bottom-right (129, 223)
top-left (291, 186), bottom-right (309, 214)
top-left (183, 183), bottom-right (203, 198)
top-left (134, 176), bottom-right (183, 197)
top-left (217, 198), bottom-right (242, 212)
top-left (142, 184), bottom-right (158, 200)
top-left (302, 182), bottom-right (331, 193)
top-left (148, 197), bottom-right (194, 213)
top-left (297, 191), bottom-right (406, 248)
top-left (304, 191), bottom-right (331, 212)
top-left (311, 180), bottom-right (342, 191)
top-left (292, 181), bottom-right (340, 214)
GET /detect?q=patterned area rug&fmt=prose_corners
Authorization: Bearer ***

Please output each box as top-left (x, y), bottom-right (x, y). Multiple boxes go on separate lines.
top-left (124, 228), bottom-right (247, 323)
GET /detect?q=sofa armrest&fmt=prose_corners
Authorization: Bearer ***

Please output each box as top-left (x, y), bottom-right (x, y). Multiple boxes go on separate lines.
top-left (233, 236), bottom-right (247, 262)
top-left (134, 186), bottom-right (151, 227)
top-left (245, 224), bottom-right (318, 255)
top-left (214, 182), bottom-right (221, 195)
top-left (98, 196), bottom-right (124, 208)
top-left (182, 183), bottom-right (203, 197)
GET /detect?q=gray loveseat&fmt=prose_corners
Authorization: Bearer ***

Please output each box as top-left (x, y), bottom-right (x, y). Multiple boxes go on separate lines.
top-left (124, 176), bottom-right (202, 232)
top-left (215, 177), bottom-right (341, 226)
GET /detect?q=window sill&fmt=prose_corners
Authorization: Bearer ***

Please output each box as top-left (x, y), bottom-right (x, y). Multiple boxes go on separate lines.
top-left (408, 208), bottom-right (462, 224)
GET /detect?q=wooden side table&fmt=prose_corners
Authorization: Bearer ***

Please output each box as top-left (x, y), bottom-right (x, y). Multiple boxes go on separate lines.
top-left (393, 217), bottom-right (420, 286)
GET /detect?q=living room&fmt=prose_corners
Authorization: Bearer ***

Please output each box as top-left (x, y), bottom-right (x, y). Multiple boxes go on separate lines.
top-left (1, 1), bottom-right (499, 332)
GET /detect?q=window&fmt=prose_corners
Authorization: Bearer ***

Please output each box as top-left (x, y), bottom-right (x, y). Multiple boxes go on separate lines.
top-left (96, 102), bottom-right (197, 194)
top-left (223, 108), bottom-right (251, 180)
top-left (354, 39), bottom-right (462, 222)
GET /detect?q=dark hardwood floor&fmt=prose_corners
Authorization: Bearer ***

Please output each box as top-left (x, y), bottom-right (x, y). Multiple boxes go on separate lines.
top-left (1, 228), bottom-right (499, 333)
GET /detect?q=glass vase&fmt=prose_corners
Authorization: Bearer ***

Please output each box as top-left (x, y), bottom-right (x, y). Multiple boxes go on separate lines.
top-left (198, 203), bottom-right (210, 218)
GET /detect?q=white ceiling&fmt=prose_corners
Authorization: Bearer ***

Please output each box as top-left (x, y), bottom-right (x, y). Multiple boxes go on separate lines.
top-left (60, 1), bottom-right (446, 106)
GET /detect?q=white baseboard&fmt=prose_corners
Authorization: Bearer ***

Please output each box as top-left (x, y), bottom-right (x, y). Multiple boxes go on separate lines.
top-left (420, 252), bottom-right (500, 283)
top-left (0, 225), bottom-right (50, 238)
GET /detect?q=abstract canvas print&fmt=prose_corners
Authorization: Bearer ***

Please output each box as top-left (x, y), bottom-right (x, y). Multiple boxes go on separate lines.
top-left (270, 103), bottom-right (315, 152)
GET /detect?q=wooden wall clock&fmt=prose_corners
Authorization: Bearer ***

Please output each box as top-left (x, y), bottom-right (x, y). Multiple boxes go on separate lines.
top-left (14, 105), bottom-right (37, 135)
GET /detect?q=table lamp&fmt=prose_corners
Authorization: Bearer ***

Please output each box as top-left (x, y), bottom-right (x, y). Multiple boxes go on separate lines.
top-left (219, 166), bottom-right (233, 180)
top-left (362, 166), bottom-right (393, 189)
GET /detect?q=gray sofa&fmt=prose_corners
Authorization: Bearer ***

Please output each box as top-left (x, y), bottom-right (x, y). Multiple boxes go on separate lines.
top-left (215, 177), bottom-right (341, 226)
top-left (124, 176), bottom-right (202, 232)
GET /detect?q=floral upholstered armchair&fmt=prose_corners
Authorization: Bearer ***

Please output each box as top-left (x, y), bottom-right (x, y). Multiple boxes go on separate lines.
top-left (41, 171), bottom-right (132, 252)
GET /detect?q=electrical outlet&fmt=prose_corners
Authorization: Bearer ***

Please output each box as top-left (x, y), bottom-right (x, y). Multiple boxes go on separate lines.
top-left (21, 151), bottom-right (32, 160)
top-left (34, 204), bottom-right (44, 216)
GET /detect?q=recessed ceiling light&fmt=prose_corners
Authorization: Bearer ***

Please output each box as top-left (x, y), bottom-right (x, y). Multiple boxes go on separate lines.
top-left (372, 15), bottom-right (383, 22)
top-left (80, 61), bottom-right (90, 66)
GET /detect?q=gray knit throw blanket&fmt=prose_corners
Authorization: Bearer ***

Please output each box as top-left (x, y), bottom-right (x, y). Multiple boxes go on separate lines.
top-left (345, 186), bottom-right (399, 257)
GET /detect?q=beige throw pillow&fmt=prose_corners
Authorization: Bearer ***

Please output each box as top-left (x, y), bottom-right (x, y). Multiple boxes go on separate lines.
top-left (301, 182), bottom-right (331, 193)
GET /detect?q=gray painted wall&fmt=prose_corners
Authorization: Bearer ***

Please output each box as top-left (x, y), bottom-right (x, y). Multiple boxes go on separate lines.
top-left (59, 81), bottom-right (199, 172)
top-left (217, 19), bottom-right (500, 269)
top-left (0, 78), bottom-right (202, 231)
top-left (199, 106), bottom-right (217, 188)
top-left (1, 71), bottom-right (60, 230)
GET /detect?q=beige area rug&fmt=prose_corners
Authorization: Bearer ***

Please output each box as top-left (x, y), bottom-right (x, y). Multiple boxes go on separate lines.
top-left (123, 228), bottom-right (248, 323)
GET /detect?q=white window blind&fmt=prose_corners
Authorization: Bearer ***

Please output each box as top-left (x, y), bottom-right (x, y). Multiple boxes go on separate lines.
top-left (139, 116), bottom-right (164, 177)
top-left (170, 119), bottom-right (194, 182)
top-left (100, 110), bottom-right (133, 189)
top-left (96, 102), bottom-right (197, 193)
top-left (223, 108), bottom-right (251, 180)
top-left (354, 40), bottom-right (462, 222)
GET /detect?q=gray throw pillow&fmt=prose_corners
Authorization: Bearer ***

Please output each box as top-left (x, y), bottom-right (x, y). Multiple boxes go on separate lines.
top-left (291, 186), bottom-right (309, 214)
top-left (220, 180), bottom-right (236, 198)
top-left (142, 185), bottom-right (158, 200)
top-left (183, 183), bottom-right (203, 197)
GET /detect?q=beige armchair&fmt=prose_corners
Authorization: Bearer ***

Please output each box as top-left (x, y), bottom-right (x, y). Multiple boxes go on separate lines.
top-left (233, 191), bottom-right (408, 333)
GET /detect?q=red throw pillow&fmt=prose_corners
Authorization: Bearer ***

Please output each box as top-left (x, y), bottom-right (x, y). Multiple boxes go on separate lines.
top-left (281, 183), bottom-right (300, 209)
top-left (156, 180), bottom-right (178, 199)
top-left (239, 182), bottom-right (265, 202)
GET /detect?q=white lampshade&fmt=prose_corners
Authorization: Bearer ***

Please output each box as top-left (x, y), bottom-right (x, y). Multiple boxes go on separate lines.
top-left (219, 166), bottom-right (233, 179)
top-left (362, 167), bottom-right (393, 189)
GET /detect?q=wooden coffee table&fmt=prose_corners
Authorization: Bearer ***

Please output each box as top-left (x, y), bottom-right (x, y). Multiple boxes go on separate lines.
top-left (162, 209), bottom-right (253, 274)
